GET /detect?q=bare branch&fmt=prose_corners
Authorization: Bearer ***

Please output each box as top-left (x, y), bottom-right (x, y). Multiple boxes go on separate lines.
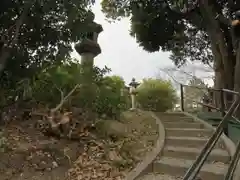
top-left (158, 64), bottom-right (214, 87)
top-left (159, 68), bottom-right (181, 84)
top-left (53, 84), bottom-right (64, 103)
top-left (51, 84), bottom-right (81, 113)
top-left (33, 84), bottom-right (81, 129)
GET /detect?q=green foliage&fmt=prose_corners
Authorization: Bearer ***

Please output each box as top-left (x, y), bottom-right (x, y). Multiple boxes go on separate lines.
top-left (6, 61), bottom-right (129, 119)
top-left (136, 78), bottom-right (178, 112)
top-left (0, 51), bottom-right (131, 119)
top-left (32, 62), bottom-right (82, 106)
top-left (31, 62), bottom-right (111, 107)
top-left (0, 0), bottom-right (96, 88)
top-left (101, 0), bottom-right (239, 66)
top-left (96, 75), bottom-right (129, 119)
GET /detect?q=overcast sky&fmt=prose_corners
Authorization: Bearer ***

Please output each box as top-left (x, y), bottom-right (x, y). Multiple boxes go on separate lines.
top-left (71, 1), bottom-right (214, 86)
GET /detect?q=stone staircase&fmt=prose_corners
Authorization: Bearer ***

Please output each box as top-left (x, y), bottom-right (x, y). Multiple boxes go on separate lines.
top-left (137, 113), bottom-right (233, 180)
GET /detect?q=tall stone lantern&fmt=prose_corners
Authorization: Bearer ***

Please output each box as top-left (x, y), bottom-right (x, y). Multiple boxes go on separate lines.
top-left (75, 11), bottom-right (103, 81)
top-left (129, 78), bottom-right (140, 110)
top-left (74, 11), bottom-right (103, 110)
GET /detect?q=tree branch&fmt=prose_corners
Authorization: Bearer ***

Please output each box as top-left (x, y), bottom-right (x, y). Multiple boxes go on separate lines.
top-left (48, 84), bottom-right (81, 128)
top-left (51, 84), bottom-right (81, 112)
top-left (164, 0), bottom-right (200, 18)
top-left (0, 1), bottom-right (34, 75)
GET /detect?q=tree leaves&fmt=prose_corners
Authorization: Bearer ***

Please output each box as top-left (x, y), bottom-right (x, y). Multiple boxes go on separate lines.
top-left (95, 75), bottom-right (128, 119)
top-left (0, 0), bottom-right (95, 87)
top-left (101, 0), bottom-right (217, 66)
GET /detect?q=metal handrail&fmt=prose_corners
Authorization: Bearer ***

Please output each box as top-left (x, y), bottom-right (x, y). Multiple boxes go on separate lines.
top-left (180, 84), bottom-right (237, 116)
top-left (181, 84), bottom-right (239, 94)
top-left (180, 84), bottom-right (240, 180)
top-left (182, 97), bottom-right (240, 180)
top-left (224, 141), bottom-right (240, 180)
top-left (222, 88), bottom-right (240, 95)
top-left (191, 100), bottom-right (240, 124)
top-left (191, 100), bottom-right (221, 111)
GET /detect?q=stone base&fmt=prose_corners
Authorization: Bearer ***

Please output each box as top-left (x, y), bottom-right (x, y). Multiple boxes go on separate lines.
top-left (129, 108), bottom-right (137, 111)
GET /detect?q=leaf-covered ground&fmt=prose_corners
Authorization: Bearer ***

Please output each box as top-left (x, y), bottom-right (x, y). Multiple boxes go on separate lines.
top-left (0, 110), bottom-right (158, 180)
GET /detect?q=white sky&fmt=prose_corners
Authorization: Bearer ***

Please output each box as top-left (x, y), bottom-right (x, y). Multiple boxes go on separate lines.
top-left (71, 0), bottom-right (214, 86)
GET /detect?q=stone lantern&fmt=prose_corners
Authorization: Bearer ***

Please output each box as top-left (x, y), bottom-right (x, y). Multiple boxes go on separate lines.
top-left (129, 78), bottom-right (140, 110)
top-left (74, 11), bottom-right (103, 111)
top-left (74, 11), bottom-right (103, 83)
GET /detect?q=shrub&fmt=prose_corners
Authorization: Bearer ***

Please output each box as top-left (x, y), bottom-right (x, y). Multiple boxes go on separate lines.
top-left (136, 78), bottom-right (178, 112)
top-left (1, 60), bottom-right (130, 121)
top-left (95, 75), bottom-right (129, 119)
top-left (30, 63), bottom-right (129, 119)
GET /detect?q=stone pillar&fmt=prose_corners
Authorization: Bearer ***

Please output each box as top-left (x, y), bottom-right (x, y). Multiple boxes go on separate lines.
top-left (74, 12), bottom-right (103, 111)
top-left (129, 78), bottom-right (140, 110)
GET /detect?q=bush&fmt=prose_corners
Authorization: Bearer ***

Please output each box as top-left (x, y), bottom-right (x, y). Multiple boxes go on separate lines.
top-left (0, 60), bottom-right (130, 121)
top-left (16, 62), bottom-right (129, 119)
top-left (95, 75), bottom-right (130, 119)
top-left (136, 78), bottom-right (178, 112)
top-left (31, 63), bottom-right (110, 107)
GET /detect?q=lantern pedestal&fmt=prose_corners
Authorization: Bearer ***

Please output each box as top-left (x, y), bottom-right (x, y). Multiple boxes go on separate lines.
top-left (130, 94), bottom-right (136, 110)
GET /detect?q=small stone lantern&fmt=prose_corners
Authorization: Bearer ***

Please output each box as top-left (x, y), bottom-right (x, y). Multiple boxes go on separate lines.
top-left (129, 78), bottom-right (140, 110)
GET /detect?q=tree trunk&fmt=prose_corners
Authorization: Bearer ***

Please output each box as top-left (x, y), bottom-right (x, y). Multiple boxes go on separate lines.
top-left (200, 1), bottom-right (235, 110)
top-left (209, 35), bottom-right (224, 108)
top-left (234, 41), bottom-right (240, 117)
top-left (0, 49), bottom-right (10, 74)
top-left (0, 2), bottom-right (32, 75)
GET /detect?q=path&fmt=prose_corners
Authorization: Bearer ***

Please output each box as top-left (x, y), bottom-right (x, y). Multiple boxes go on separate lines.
top-left (136, 112), bottom-right (233, 180)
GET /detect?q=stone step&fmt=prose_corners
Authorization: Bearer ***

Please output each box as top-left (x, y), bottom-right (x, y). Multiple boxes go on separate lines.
top-left (166, 128), bottom-right (213, 137)
top-left (165, 136), bottom-right (225, 149)
top-left (164, 122), bottom-right (204, 129)
top-left (162, 146), bottom-right (230, 163)
top-left (160, 117), bottom-right (194, 123)
top-left (157, 113), bottom-right (187, 117)
top-left (136, 173), bottom-right (182, 180)
top-left (152, 157), bottom-right (228, 180)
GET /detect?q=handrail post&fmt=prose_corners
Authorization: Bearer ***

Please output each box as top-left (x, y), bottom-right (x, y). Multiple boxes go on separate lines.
top-left (180, 84), bottom-right (184, 111)
top-left (220, 89), bottom-right (228, 136)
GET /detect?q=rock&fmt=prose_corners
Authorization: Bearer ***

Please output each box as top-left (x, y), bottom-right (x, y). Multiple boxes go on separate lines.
top-left (95, 120), bottom-right (128, 138)
top-left (52, 161), bottom-right (58, 168)
top-left (120, 111), bottom-right (134, 121)
top-left (35, 161), bottom-right (48, 171)
top-left (26, 156), bottom-right (32, 161)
